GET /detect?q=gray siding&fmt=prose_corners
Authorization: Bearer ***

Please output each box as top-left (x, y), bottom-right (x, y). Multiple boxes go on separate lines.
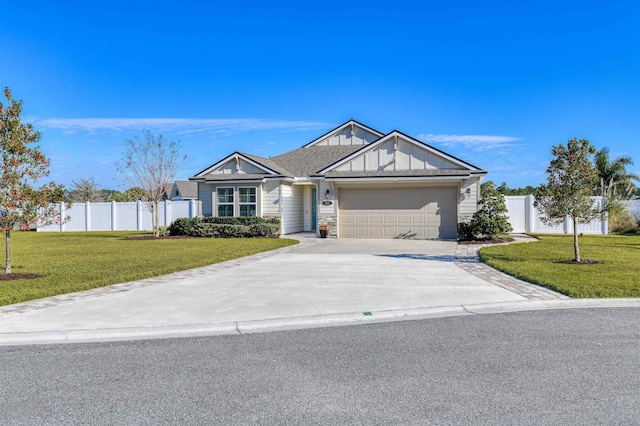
top-left (211, 158), bottom-right (264, 175)
top-left (314, 127), bottom-right (379, 146)
top-left (262, 180), bottom-right (280, 217)
top-left (336, 136), bottom-right (459, 172)
top-left (458, 178), bottom-right (480, 221)
top-left (198, 183), bottom-right (215, 216)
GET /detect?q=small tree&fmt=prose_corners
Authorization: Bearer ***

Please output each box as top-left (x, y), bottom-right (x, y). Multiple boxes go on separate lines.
top-left (117, 132), bottom-right (186, 237)
top-left (68, 178), bottom-right (104, 202)
top-left (534, 138), bottom-right (603, 262)
top-left (458, 180), bottom-right (512, 240)
top-left (0, 87), bottom-right (66, 274)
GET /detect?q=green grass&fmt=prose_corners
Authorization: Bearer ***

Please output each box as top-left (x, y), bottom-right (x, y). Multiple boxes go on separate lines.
top-left (479, 234), bottom-right (640, 298)
top-left (0, 231), bottom-right (298, 306)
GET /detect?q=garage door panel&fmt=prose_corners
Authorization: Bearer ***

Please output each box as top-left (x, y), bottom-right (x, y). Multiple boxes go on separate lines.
top-left (369, 213), bottom-right (383, 224)
top-left (340, 187), bottom-right (457, 239)
top-left (354, 214), bottom-right (369, 224)
top-left (383, 214), bottom-right (396, 224)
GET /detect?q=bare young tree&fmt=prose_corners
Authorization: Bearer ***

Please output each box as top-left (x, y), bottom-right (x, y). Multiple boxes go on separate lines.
top-left (68, 178), bottom-right (104, 202)
top-left (117, 131), bottom-right (186, 237)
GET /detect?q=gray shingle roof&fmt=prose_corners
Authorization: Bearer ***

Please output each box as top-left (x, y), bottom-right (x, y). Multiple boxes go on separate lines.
top-left (269, 145), bottom-right (363, 177)
top-left (173, 181), bottom-right (198, 199)
top-left (239, 153), bottom-right (294, 176)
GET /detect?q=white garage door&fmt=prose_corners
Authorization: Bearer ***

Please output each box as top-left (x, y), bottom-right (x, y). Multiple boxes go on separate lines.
top-left (339, 187), bottom-right (457, 239)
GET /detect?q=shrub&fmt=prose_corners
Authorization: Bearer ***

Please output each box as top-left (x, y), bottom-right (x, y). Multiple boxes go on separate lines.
top-left (168, 217), bottom-right (281, 238)
top-left (458, 181), bottom-right (513, 241)
top-left (608, 204), bottom-right (639, 233)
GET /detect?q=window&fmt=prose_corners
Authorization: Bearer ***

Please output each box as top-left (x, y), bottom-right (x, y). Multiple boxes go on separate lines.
top-left (239, 187), bottom-right (257, 217)
top-left (217, 188), bottom-right (234, 216)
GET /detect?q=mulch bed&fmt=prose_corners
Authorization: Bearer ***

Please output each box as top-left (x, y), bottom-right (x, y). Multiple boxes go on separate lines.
top-left (556, 259), bottom-right (603, 265)
top-left (0, 273), bottom-right (41, 281)
top-left (126, 235), bottom-right (192, 240)
top-left (458, 237), bottom-right (515, 245)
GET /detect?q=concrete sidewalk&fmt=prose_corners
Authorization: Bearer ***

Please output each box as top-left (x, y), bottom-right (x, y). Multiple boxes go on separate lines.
top-left (1, 234), bottom-right (638, 346)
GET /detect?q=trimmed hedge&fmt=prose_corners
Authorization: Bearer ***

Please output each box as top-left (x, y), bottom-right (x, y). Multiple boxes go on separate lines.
top-left (169, 217), bottom-right (281, 238)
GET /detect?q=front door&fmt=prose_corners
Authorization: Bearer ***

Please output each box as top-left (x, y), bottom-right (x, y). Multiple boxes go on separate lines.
top-left (311, 187), bottom-right (317, 230)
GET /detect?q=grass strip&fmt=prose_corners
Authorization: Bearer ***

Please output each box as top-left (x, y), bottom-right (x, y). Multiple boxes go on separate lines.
top-left (0, 231), bottom-right (298, 306)
top-left (479, 234), bottom-right (640, 298)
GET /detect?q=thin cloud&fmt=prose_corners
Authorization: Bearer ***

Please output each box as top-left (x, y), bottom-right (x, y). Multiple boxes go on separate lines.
top-left (35, 118), bottom-right (330, 135)
top-left (417, 134), bottom-right (522, 151)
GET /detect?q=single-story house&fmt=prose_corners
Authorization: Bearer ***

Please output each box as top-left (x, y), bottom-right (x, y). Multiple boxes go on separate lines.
top-left (164, 181), bottom-right (199, 201)
top-left (190, 120), bottom-right (486, 239)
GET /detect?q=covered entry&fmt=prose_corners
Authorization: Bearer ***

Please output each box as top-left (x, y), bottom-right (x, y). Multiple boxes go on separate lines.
top-left (338, 187), bottom-right (458, 239)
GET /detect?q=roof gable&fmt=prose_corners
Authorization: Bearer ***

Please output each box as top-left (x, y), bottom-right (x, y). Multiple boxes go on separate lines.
top-left (302, 119), bottom-right (384, 148)
top-left (192, 152), bottom-right (281, 178)
top-left (319, 131), bottom-right (484, 174)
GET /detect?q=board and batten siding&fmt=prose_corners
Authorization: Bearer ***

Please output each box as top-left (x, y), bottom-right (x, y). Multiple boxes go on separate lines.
top-left (281, 184), bottom-right (304, 234)
top-left (458, 178), bottom-right (479, 221)
top-left (313, 127), bottom-right (379, 146)
top-left (335, 137), bottom-right (459, 172)
top-left (210, 158), bottom-right (265, 175)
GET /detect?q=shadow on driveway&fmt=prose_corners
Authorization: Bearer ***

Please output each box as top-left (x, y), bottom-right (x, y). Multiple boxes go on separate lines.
top-left (376, 254), bottom-right (457, 262)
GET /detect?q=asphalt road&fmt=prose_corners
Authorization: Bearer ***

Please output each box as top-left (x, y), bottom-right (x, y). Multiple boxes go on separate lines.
top-left (1, 308), bottom-right (638, 425)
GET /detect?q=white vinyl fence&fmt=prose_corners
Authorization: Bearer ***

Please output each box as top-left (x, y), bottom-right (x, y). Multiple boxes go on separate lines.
top-left (505, 195), bottom-right (608, 234)
top-left (38, 200), bottom-right (201, 232)
top-left (622, 200), bottom-right (640, 219)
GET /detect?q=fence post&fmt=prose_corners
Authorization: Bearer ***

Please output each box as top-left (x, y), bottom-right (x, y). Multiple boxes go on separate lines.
top-left (526, 195), bottom-right (535, 233)
top-left (85, 201), bottom-right (91, 231)
top-left (137, 200), bottom-right (142, 231)
top-left (189, 199), bottom-right (196, 218)
top-left (601, 196), bottom-right (608, 235)
top-left (164, 200), bottom-right (170, 226)
top-left (111, 201), bottom-right (117, 230)
top-left (60, 203), bottom-right (66, 232)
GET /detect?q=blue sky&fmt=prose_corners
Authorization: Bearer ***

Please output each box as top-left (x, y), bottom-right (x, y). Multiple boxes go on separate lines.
top-left (2, 0), bottom-right (638, 191)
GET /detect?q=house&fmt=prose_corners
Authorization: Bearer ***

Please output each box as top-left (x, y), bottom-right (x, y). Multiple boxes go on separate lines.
top-left (164, 181), bottom-right (199, 201)
top-left (190, 120), bottom-right (486, 239)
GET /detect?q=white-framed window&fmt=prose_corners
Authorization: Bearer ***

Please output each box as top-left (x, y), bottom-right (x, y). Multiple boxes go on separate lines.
top-left (216, 187), bottom-right (234, 216)
top-left (238, 187), bottom-right (257, 217)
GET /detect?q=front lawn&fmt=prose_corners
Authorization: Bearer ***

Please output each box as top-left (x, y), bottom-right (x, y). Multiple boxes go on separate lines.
top-left (479, 234), bottom-right (640, 298)
top-left (0, 231), bottom-right (298, 306)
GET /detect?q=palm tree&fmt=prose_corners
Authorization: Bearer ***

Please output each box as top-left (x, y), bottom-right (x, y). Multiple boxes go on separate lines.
top-left (594, 147), bottom-right (639, 200)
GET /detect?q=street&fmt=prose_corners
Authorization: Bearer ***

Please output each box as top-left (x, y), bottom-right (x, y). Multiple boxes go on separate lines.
top-left (1, 308), bottom-right (638, 425)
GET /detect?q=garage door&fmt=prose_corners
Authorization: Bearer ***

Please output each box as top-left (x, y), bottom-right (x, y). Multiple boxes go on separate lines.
top-left (339, 187), bottom-right (457, 239)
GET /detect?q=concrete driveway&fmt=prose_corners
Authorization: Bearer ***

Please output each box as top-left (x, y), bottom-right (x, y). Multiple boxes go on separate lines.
top-left (0, 236), bottom-right (527, 336)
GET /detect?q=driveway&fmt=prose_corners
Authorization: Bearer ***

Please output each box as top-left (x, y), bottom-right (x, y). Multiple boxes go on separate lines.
top-left (0, 237), bottom-right (527, 335)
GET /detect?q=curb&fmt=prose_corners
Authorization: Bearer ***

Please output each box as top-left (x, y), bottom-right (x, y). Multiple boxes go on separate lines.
top-left (2, 299), bottom-right (639, 347)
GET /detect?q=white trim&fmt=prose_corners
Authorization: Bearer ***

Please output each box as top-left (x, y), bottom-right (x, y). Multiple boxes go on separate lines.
top-left (303, 120), bottom-right (384, 148)
top-left (193, 152), bottom-right (278, 177)
top-left (319, 131), bottom-right (483, 173)
top-left (238, 186), bottom-right (258, 217)
top-left (325, 176), bottom-right (468, 183)
top-left (205, 179), bottom-right (265, 184)
top-left (215, 187), bottom-right (235, 217)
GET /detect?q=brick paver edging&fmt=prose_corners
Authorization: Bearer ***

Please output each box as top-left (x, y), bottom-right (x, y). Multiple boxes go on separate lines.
top-left (454, 239), bottom-right (569, 301)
